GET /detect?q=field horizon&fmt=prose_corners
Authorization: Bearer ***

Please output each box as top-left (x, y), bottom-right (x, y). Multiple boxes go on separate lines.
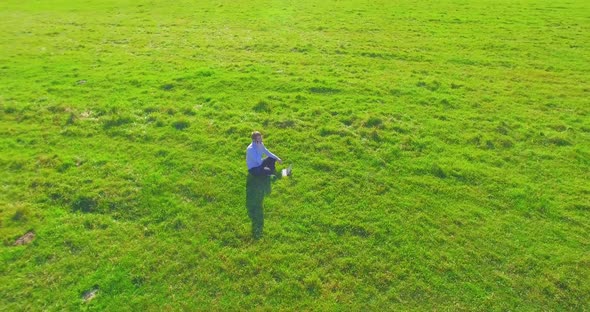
top-left (1, 0), bottom-right (589, 310)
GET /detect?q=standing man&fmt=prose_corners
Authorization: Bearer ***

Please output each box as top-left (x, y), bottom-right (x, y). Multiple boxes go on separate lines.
top-left (246, 131), bottom-right (283, 176)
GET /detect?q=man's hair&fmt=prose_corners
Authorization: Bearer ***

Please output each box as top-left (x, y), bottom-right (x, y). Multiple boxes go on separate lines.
top-left (251, 131), bottom-right (262, 141)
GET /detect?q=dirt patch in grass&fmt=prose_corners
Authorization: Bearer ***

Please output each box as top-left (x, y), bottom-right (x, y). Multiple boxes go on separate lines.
top-left (14, 231), bottom-right (35, 246)
top-left (82, 286), bottom-right (99, 302)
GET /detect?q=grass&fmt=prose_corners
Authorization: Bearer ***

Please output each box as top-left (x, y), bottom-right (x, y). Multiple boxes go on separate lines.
top-left (1, 0), bottom-right (589, 310)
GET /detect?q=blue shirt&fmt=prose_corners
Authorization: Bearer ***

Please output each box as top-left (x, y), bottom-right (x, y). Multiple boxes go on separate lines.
top-left (246, 142), bottom-right (281, 169)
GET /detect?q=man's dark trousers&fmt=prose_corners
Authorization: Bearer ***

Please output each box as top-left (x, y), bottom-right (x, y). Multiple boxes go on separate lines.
top-left (248, 157), bottom-right (277, 176)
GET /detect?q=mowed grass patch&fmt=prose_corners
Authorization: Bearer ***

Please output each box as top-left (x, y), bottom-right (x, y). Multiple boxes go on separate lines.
top-left (1, 0), bottom-right (589, 310)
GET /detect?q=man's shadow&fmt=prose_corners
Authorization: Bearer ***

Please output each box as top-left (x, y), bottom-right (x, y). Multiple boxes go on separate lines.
top-left (246, 174), bottom-right (272, 239)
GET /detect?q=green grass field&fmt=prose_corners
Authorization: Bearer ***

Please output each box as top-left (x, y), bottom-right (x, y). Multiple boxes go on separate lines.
top-left (1, 0), bottom-right (589, 310)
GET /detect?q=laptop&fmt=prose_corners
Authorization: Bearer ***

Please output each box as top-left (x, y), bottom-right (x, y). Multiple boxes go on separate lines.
top-left (281, 164), bottom-right (293, 177)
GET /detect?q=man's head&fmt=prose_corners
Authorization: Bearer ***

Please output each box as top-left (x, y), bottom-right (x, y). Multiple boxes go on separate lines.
top-left (251, 131), bottom-right (262, 144)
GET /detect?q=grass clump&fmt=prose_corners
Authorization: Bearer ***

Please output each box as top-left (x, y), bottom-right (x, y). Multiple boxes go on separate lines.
top-left (103, 115), bottom-right (134, 129)
top-left (253, 100), bottom-right (272, 113)
top-left (71, 196), bottom-right (98, 213)
top-left (172, 119), bottom-right (190, 130)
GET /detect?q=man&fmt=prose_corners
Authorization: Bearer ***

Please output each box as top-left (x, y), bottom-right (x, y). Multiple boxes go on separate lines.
top-left (246, 131), bottom-right (283, 176)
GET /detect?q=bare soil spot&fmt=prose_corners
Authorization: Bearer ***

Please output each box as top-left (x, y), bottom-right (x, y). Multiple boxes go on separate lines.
top-left (82, 286), bottom-right (99, 302)
top-left (14, 231), bottom-right (35, 246)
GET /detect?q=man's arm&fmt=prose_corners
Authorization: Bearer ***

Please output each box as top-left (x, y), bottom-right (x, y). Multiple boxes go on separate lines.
top-left (263, 145), bottom-right (283, 164)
